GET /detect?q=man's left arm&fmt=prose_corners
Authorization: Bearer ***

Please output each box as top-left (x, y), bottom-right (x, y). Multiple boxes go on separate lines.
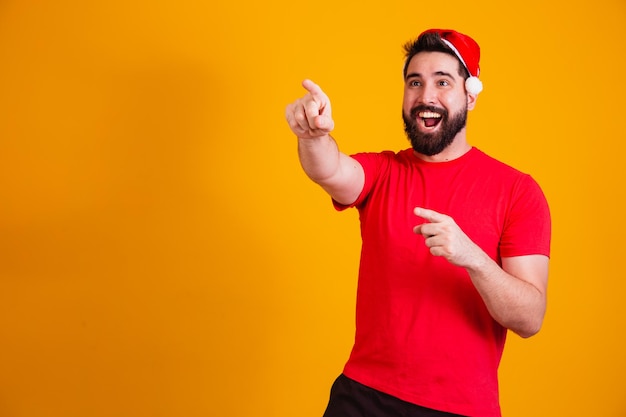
top-left (413, 207), bottom-right (549, 338)
top-left (466, 253), bottom-right (548, 338)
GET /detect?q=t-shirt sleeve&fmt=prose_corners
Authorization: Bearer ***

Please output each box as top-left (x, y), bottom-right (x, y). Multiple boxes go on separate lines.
top-left (500, 174), bottom-right (552, 258)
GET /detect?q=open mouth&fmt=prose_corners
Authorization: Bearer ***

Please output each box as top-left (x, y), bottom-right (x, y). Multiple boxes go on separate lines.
top-left (418, 111), bottom-right (442, 128)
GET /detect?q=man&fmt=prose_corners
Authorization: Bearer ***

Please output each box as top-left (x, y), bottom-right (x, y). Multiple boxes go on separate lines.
top-left (285, 29), bottom-right (551, 417)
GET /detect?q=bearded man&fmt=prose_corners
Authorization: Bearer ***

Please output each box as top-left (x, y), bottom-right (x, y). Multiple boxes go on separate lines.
top-left (285, 29), bottom-right (551, 417)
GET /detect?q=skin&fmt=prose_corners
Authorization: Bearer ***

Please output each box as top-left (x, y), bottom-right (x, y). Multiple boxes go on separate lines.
top-left (284, 51), bottom-right (549, 338)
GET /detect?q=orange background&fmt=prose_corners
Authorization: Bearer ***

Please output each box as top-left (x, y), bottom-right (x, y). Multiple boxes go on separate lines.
top-left (0, 1), bottom-right (625, 416)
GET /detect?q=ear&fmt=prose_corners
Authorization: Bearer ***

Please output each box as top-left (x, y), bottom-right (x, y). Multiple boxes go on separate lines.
top-left (467, 92), bottom-right (477, 111)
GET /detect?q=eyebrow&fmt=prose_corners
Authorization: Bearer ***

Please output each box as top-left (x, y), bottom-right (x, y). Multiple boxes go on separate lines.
top-left (405, 70), bottom-right (457, 80)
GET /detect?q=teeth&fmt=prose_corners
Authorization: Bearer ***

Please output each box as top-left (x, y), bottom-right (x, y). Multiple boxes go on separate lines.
top-left (418, 111), bottom-right (441, 119)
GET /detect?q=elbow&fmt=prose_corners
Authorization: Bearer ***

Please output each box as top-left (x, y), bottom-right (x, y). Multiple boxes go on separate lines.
top-left (507, 298), bottom-right (547, 338)
top-left (516, 325), bottom-right (541, 339)
top-left (512, 316), bottom-right (544, 339)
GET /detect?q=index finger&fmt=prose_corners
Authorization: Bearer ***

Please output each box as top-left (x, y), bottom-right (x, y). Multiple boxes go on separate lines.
top-left (302, 79), bottom-right (327, 99)
top-left (414, 207), bottom-right (446, 223)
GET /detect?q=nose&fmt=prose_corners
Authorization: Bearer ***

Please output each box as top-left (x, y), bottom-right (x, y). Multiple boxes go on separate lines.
top-left (418, 83), bottom-right (437, 105)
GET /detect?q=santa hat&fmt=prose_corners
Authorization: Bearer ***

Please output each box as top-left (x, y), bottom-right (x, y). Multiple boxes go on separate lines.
top-left (421, 29), bottom-right (483, 95)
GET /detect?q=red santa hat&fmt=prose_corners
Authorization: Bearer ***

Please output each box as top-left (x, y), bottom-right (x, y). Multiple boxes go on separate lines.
top-left (421, 28), bottom-right (483, 95)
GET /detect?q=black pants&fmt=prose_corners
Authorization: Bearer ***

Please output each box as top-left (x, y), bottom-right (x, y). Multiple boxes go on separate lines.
top-left (322, 374), bottom-right (466, 417)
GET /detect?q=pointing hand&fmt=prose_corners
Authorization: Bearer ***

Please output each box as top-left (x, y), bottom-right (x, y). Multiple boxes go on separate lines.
top-left (413, 207), bottom-right (482, 268)
top-left (285, 79), bottom-right (335, 139)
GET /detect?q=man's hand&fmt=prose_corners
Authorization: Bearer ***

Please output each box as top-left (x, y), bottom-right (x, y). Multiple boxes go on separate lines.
top-left (414, 206), bottom-right (549, 337)
top-left (285, 79), bottom-right (335, 139)
top-left (413, 207), bottom-right (484, 269)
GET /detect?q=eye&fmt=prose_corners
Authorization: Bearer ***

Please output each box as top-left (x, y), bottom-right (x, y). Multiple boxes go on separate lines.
top-left (409, 80), bottom-right (421, 87)
top-left (438, 80), bottom-right (450, 87)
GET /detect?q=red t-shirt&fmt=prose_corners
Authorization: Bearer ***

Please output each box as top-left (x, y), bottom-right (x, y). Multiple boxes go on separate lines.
top-left (335, 147), bottom-right (551, 417)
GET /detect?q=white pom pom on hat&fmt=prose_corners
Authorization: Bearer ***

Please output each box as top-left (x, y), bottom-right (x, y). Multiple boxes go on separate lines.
top-left (421, 29), bottom-right (483, 95)
top-left (464, 76), bottom-right (483, 95)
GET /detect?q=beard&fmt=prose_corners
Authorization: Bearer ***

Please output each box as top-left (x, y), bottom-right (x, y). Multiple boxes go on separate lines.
top-left (402, 104), bottom-right (468, 156)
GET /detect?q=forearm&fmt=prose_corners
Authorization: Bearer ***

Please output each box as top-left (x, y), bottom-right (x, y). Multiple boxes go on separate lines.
top-left (465, 252), bottom-right (547, 338)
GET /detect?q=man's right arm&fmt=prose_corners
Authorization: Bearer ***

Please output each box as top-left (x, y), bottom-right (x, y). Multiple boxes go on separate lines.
top-left (285, 79), bottom-right (364, 205)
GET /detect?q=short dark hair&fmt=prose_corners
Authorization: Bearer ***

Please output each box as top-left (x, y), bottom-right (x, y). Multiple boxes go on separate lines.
top-left (402, 32), bottom-right (469, 80)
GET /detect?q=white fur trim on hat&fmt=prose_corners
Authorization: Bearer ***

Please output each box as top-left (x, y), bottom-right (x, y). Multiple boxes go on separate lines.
top-left (441, 39), bottom-right (469, 74)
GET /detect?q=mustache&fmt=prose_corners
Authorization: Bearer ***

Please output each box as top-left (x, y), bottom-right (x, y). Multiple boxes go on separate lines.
top-left (409, 105), bottom-right (448, 118)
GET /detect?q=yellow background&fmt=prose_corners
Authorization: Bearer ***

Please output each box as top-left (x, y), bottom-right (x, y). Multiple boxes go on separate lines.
top-left (0, 0), bottom-right (624, 416)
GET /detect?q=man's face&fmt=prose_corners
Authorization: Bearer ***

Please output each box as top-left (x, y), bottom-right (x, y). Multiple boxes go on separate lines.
top-left (402, 51), bottom-right (475, 156)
